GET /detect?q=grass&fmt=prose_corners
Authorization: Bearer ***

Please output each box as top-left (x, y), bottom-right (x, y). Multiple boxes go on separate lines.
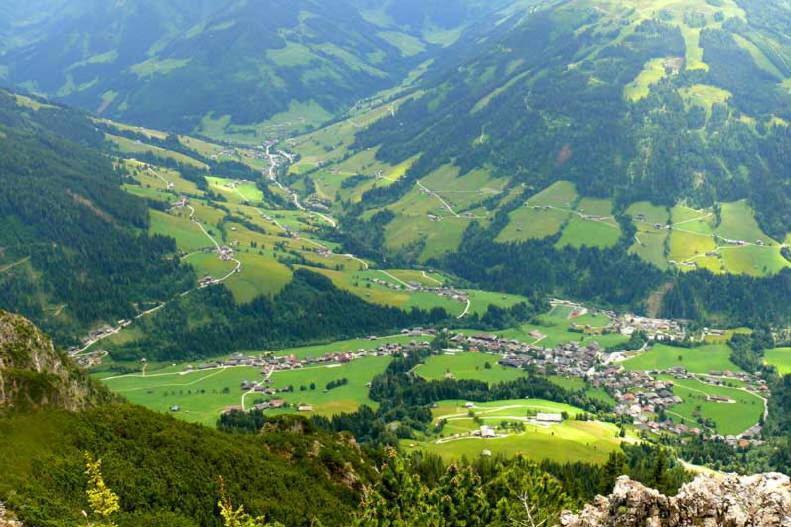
top-left (555, 198), bottom-right (621, 249)
top-left (658, 376), bottom-right (764, 436)
top-left (149, 210), bottom-right (210, 252)
top-left (628, 202), bottom-right (670, 269)
top-left (260, 335), bottom-right (427, 360)
top-left (402, 399), bottom-right (630, 463)
top-left (764, 348), bottom-right (791, 375)
top-left (106, 134), bottom-right (208, 169)
top-left (497, 207), bottom-right (570, 242)
top-left (222, 252), bottom-right (292, 303)
top-left (206, 176), bottom-right (264, 204)
top-left (715, 201), bottom-right (775, 245)
top-left (262, 356), bottom-right (391, 417)
top-left (556, 217), bottom-right (621, 249)
top-left (415, 352), bottom-right (527, 385)
top-left (465, 290), bottom-right (528, 316)
top-left (622, 343), bottom-right (742, 374)
top-left (624, 58), bottom-right (668, 101)
top-left (679, 84), bottom-right (731, 115)
top-left (97, 356), bottom-right (390, 426)
top-left (377, 31), bottom-right (426, 57)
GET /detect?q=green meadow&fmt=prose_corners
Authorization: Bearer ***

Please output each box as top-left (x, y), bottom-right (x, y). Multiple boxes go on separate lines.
top-left (622, 343), bottom-right (741, 374)
top-left (402, 399), bottom-right (631, 464)
top-left (415, 352), bottom-right (526, 385)
top-left (98, 356), bottom-right (391, 426)
top-left (764, 348), bottom-right (791, 375)
top-left (658, 376), bottom-right (764, 436)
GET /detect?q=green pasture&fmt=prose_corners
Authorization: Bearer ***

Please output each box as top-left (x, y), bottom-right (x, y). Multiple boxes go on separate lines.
top-left (622, 343), bottom-right (741, 374)
top-left (415, 352), bottom-right (526, 385)
top-left (764, 348), bottom-right (791, 375)
top-left (658, 376), bottom-right (764, 436)
top-left (262, 356), bottom-right (391, 417)
top-left (149, 210), bottom-right (210, 252)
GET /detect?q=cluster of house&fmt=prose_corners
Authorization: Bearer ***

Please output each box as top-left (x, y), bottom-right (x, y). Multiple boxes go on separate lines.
top-left (366, 277), bottom-right (469, 305)
top-left (442, 329), bottom-right (766, 439)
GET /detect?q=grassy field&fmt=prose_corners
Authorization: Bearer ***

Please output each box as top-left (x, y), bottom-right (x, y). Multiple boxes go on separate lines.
top-left (415, 352), bottom-right (526, 385)
top-left (261, 356), bottom-right (391, 416)
top-left (622, 343), bottom-right (741, 374)
top-left (149, 210), bottom-right (210, 252)
top-left (206, 176), bottom-right (264, 204)
top-left (402, 399), bottom-right (630, 463)
top-left (658, 376), bottom-right (764, 436)
top-left (222, 252), bottom-right (292, 303)
top-left (106, 133), bottom-right (208, 169)
top-left (556, 198), bottom-right (621, 249)
top-left (628, 202), bottom-right (670, 269)
top-left (497, 181), bottom-right (578, 242)
top-left (98, 356), bottom-right (390, 426)
top-left (764, 348), bottom-right (791, 375)
top-left (624, 58), bottom-right (667, 101)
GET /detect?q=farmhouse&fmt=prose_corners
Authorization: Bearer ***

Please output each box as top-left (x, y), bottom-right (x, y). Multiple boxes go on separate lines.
top-left (536, 413), bottom-right (563, 423)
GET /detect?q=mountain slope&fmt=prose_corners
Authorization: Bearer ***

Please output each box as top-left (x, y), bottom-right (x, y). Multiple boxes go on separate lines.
top-left (0, 309), bottom-right (110, 411)
top-left (351, 0), bottom-right (790, 238)
top-left (0, 312), bottom-right (372, 527)
top-left (0, 90), bottom-right (194, 343)
top-left (0, 0), bottom-right (521, 139)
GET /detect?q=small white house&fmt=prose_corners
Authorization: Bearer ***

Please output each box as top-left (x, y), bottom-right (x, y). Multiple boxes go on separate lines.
top-left (536, 413), bottom-right (563, 423)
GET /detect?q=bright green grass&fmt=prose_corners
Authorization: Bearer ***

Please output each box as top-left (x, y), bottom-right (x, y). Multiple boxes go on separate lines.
top-left (106, 133), bottom-right (208, 169)
top-left (149, 210), bottom-right (210, 252)
top-left (720, 245), bottom-right (788, 276)
top-left (658, 376), bottom-right (764, 436)
top-left (622, 344), bottom-right (741, 374)
top-left (262, 356), bottom-right (391, 417)
top-left (680, 84), bottom-right (731, 114)
top-left (547, 376), bottom-right (585, 391)
top-left (465, 290), bottom-right (528, 316)
top-left (404, 292), bottom-right (465, 317)
top-left (98, 356), bottom-right (390, 426)
top-left (497, 207), bottom-right (570, 242)
top-left (630, 230), bottom-right (669, 269)
top-left (222, 252), bottom-right (292, 303)
top-left (624, 58), bottom-right (667, 101)
top-left (556, 217), bottom-right (621, 249)
top-left (628, 202), bottom-right (670, 268)
top-left (403, 399), bottom-right (627, 463)
top-left (415, 353), bottom-right (526, 385)
top-left (99, 365), bottom-right (265, 426)
top-left (530, 181), bottom-right (578, 207)
top-left (263, 335), bottom-right (427, 360)
top-left (764, 348), bottom-right (791, 375)
top-left (716, 201), bottom-right (775, 245)
top-left (187, 252), bottom-right (236, 280)
top-left (206, 176), bottom-right (264, 204)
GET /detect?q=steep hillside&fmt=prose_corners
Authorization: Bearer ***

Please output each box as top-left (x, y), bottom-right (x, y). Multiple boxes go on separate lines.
top-left (0, 310), bottom-right (109, 411)
top-left (0, 312), bottom-right (372, 527)
top-left (0, 0), bottom-right (522, 140)
top-left (0, 90), bottom-right (194, 343)
top-left (347, 0), bottom-right (789, 241)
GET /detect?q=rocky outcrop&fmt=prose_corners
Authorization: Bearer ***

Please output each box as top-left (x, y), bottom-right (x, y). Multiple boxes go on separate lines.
top-left (559, 472), bottom-right (791, 527)
top-left (0, 310), bottom-right (110, 411)
top-left (0, 502), bottom-right (21, 527)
